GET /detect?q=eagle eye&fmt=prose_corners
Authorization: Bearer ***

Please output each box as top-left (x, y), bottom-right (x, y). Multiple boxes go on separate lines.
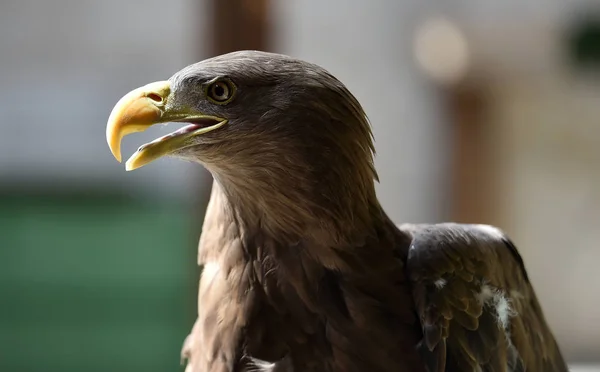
top-left (206, 78), bottom-right (236, 105)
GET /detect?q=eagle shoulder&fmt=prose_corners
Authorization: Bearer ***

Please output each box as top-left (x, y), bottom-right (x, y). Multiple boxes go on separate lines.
top-left (400, 222), bottom-right (567, 372)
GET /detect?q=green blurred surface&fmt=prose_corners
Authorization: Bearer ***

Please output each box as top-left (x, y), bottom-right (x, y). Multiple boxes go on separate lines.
top-left (0, 194), bottom-right (198, 372)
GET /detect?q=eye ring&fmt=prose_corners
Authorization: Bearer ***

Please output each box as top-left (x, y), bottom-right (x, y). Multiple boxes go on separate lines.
top-left (206, 78), bottom-right (236, 105)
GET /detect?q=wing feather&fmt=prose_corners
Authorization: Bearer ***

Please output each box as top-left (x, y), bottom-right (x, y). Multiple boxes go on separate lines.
top-left (402, 223), bottom-right (568, 372)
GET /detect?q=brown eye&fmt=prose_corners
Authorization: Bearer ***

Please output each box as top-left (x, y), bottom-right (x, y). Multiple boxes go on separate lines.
top-left (207, 80), bottom-right (234, 103)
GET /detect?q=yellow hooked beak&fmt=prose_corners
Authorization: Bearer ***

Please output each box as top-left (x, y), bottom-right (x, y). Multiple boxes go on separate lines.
top-left (106, 80), bottom-right (227, 171)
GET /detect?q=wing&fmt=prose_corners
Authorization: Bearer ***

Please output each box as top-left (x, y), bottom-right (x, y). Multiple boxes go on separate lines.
top-left (402, 223), bottom-right (568, 372)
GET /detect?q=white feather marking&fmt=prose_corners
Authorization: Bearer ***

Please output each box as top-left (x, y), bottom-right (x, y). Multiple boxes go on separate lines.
top-left (476, 284), bottom-right (494, 304)
top-left (434, 278), bottom-right (447, 289)
top-left (476, 283), bottom-right (517, 330)
top-left (477, 282), bottom-right (522, 371)
top-left (494, 293), bottom-right (513, 330)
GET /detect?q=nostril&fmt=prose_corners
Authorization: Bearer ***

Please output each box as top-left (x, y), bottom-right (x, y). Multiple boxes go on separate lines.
top-left (147, 93), bottom-right (163, 103)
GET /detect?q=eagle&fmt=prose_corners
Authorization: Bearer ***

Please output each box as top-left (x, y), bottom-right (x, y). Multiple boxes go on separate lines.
top-left (105, 51), bottom-right (567, 372)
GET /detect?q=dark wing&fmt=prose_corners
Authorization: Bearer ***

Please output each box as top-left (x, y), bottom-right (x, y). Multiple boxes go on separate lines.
top-left (402, 223), bottom-right (568, 372)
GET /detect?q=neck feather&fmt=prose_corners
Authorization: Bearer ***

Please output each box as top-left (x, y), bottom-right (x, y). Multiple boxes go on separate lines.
top-left (204, 162), bottom-right (382, 249)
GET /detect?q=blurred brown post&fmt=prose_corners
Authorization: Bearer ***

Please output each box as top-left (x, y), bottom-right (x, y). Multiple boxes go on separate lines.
top-left (446, 82), bottom-right (496, 224)
top-left (210, 0), bottom-right (271, 54)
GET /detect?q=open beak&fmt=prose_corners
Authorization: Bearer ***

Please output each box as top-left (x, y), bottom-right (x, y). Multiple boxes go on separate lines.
top-left (106, 80), bottom-right (227, 171)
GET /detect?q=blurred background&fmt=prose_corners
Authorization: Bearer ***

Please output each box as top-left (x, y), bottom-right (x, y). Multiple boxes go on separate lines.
top-left (1, 0), bottom-right (599, 371)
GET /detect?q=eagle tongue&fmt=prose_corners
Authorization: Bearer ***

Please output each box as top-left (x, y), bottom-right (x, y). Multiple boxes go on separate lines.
top-left (175, 124), bottom-right (202, 135)
top-left (137, 124), bottom-right (201, 152)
